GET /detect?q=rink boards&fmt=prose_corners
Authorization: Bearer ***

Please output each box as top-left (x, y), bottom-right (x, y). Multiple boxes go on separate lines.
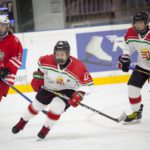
top-left (8, 23), bottom-right (134, 94)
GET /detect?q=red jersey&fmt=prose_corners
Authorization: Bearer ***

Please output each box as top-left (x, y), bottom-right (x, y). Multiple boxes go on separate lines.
top-left (0, 33), bottom-right (23, 85)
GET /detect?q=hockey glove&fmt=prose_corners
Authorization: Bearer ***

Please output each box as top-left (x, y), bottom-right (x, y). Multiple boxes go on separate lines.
top-left (0, 68), bottom-right (10, 79)
top-left (118, 54), bottom-right (131, 72)
top-left (31, 70), bottom-right (44, 92)
top-left (68, 91), bottom-right (85, 107)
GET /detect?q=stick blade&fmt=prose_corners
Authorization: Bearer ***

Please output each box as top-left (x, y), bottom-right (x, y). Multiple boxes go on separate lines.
top-left (117, 111), bottom-right (127, 122)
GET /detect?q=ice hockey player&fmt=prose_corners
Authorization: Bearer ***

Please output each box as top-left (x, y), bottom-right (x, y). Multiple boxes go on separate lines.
top-left (118, 11), bottom-right (150, 124)
top-left (12, 41), bottom-right (93, 139)
top-left (0, 15), bottom-right (23, 102)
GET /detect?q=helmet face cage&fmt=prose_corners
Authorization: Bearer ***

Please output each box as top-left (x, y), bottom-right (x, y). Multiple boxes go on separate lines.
top-left (133, 11), bottom-right (149, 25)
top-left (0, 16), bottom-right (10, 27)
top-left (54, 41), bottom-right (70, 64)
top-left (54, 41), bottom-right (70, 54)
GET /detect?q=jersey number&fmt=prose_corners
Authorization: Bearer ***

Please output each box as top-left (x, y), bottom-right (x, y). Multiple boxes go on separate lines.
top-left (84, 72), bottom-right (90, 81)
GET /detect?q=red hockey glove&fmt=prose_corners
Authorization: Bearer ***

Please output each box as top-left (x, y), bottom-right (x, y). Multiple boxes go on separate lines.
top-left (31, 70), bottom-right (44, 92)
top-left (118, 54), bottom-right (131, 72)
top-left (68, 91), bottom-right (85, 107)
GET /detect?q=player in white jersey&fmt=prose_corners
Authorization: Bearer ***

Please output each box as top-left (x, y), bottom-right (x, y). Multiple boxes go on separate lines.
top-left (12, 41), bottom-right (93, 139)
top-left (118, 11), bottom-right (150, 124)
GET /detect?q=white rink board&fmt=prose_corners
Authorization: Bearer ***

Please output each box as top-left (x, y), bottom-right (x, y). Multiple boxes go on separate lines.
top-left (14, 24), bottom-right (131, 85)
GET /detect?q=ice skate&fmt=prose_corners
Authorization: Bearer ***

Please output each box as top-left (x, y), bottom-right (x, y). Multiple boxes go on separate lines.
top-left (37, 126), bottom-right (50, 139)
top-left (12, 118), bottom-right (28, 134)
top-left (83, 36), bottom-right (112, 66)
top-left (123, 104), bottom-right (144, 125)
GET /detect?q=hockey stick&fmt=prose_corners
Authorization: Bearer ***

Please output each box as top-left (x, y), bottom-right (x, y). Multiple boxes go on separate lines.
top-left (129, 66), bottom-right (150, 76)
top-left (42, 86), bottom-right (126, 123)
top-left (1, 78), bottom-right (47, 115)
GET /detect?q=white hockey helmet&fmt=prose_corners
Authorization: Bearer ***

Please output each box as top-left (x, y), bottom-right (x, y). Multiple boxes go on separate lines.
top-left (0, 15), bottom-right (10, 26)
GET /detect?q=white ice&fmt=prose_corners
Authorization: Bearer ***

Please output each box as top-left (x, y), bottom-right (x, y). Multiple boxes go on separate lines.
top-left (0, 83), bottom-right (150, 150)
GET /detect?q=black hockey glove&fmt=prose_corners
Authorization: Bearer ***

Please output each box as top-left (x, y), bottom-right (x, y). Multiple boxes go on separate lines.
top-left (118, 54), bottom-right (131, 72)
top-left (0, 68), bottom-right (10, 79)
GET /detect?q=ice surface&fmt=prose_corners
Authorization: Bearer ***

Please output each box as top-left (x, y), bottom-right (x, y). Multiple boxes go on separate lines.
top-left (0, 83), bottom-right (150, 150)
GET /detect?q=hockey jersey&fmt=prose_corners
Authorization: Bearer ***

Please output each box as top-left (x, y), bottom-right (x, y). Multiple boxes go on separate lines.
top-left (123, 27), bottom-right (150, 71)
top-left (0, 33), bottom-right (23, 85)
top-left (38, 54), bottom-right (93, 94)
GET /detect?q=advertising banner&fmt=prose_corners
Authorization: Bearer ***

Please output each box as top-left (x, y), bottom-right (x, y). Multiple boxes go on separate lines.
top-left (76, 29), bottom-right (137, 73)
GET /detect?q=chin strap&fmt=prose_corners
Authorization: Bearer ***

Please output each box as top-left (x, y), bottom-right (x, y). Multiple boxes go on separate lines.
top-left (135, 26), bottom-right (149, 35)
top-left (0, 32), bottom-right (8, 39)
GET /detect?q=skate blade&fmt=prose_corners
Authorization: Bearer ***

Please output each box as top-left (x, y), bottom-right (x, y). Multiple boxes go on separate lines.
top-left (36, 138), bottom-right (44, 142)
top-left (123, 119), bottom-right (141, 125)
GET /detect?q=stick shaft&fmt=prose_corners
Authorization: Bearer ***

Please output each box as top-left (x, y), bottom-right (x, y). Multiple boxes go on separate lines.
top-left (1, 79), bottom-right (47, 114)
top-left (129, 66), bottom-right (150, 76)
top-left (79, 103), bottom-right (119, 122)
top-left (2, 78), bottom-right (32, 103)
top-left (42, 87), bottom-right (119, 122)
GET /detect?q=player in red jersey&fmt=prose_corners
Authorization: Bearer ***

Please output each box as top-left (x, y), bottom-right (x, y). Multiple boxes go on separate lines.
top-left (12, 41), bottom-right (93, 139)
top-left (118, 11), bottom-right (150, 124)
top-left (0, 16), bottom-right (23, 102)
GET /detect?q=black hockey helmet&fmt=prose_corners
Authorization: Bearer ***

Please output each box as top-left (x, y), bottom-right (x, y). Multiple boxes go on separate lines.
top-left (54, 41), bottom-right (70, 65)
top-left (54, 41), bottom-right (70, 54)
top-left (133, 11), bottom-right (149, 25)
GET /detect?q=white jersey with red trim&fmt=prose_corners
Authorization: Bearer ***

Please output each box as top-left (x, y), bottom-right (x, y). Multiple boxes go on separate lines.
top-left (123, 27), bottom-right (150, 71)
top-left (38, 54), bottom-right (94, 94)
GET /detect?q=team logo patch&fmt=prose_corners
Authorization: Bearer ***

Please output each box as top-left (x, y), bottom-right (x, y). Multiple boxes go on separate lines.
top-left (0, 50), bottom-right (5, 67)
top-left (141, 48), bottom-right (150, 61)
top-left (56, 76), bottom-right (64, 85)
top-left (0, 51), bottom-right (4, 59)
